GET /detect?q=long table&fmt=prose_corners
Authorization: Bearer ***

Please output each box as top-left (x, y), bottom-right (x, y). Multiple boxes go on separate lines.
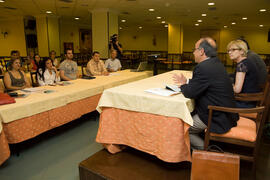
top-left (0, 70), bottom-right (152, 165)
top-left (96, 70), bottom-right (194, 163)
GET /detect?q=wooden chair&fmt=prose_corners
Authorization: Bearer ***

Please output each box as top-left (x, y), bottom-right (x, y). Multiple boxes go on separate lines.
top-left (81, 64), bottom-right (88, 77)
top-left (235, 78), bottom-right (270, 120)
top-left (204, 84), bottom-right (270, 179)
top-left (0, 74), bottom-right (7, 93)
top-left (30, 71), bottom-right (39, 87)
top-left (181, 52), bottom-right (194, 70)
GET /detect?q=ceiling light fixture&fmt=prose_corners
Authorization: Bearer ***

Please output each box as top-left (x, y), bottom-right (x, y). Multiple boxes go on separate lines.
top-left (198, 20), bottom-right (202, 22)
top-left (139, 26), bottom-right (142, 29)
top-left (164, 25), bottom-right (168, 28)
top-left (224, 26), bottom-right (228, 28)
top-left (0, 0), bottom-right (5, 3)
top-left (242, 17), bottom-right (247, 20)
top-left (46, 11), bottom-right (52, 14)
top-left (74, 17), bottom-right (80, 20)
top-left (161, 21), bottom-right (166, 24)
top-left (119, 27), bottom-right (122, 30)
top-left (202, 14), bottom-right (207, 16)
top-left (195, 24), bottom-right (199, 26)
top-left (259, 25), bottom-right (264, 27)
top-left (121, 19), bottom-right (126, 22)
top-left (231, 22), bottom-right (236, 25)
top-left (208, 2), bottom-right (215, 6)
top-left (156, 16), bottom-right (161, 19)
top-left (149, 9), bottom-right (155, 12)
top-left (259, 9), bottom-right (266, 12)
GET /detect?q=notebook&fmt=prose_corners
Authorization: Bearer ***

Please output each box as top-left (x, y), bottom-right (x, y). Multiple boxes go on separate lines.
top-left (130, 61), bottom-right (148, 72)
top-left (82, 76), bottom-right (96, 79)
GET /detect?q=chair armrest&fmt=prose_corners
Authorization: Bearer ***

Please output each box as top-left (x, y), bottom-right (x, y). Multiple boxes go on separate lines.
top-left (208, 105), bottom-right (265, 114)
top-left (234, 92), bottom-right (263, 102)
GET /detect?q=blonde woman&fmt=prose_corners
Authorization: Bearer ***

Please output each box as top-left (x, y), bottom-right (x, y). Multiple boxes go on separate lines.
top-left (227, 40), bottom-right (260, 108)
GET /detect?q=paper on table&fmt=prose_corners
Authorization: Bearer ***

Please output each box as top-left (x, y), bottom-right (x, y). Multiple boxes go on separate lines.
top-left (21, 88), bottom-right (44, 93)
top-left (144, 88), bottom-right (180, 96)
top-left (109, 72), bottom-right (120, 76)
top-left (165, 84), bottom-right (181, 92)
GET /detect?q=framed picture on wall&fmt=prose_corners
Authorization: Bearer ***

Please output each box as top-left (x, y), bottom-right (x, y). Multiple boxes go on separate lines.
top-left (63, 42), bottom-right (74, 52)
top-left (79, 29), bottom-right (92, 54)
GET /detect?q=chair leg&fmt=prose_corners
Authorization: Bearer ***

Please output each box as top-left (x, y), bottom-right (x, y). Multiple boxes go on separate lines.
top-left (252, 141), bottom-right (260, 180)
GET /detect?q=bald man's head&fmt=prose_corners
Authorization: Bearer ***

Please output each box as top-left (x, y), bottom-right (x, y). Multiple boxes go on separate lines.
top-left (204, 37), bottom-right (217, 49)
top-left (197, 37), bottom-right (217, 57)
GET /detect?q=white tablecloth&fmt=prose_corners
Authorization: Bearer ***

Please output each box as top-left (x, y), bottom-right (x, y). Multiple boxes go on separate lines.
top-left (0, 70), bottom-right (152, 123)
top-left (97, 70), bottom-right (195, 126)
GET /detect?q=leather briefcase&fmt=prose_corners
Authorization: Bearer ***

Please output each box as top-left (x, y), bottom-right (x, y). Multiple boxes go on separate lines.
top-left (191, 150), bottom-right (240, 180)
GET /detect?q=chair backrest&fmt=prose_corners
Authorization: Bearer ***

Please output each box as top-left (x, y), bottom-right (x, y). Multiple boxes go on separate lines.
top-left (30, 71), bottom-right (39, 87)
top-left (256, 80), bottom-right (270, 138)
top-left (0, 75), bottom-right (6, 92)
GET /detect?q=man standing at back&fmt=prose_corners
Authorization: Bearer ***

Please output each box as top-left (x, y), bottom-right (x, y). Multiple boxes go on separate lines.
top-left (59, 49), bottom-right (79, 81)
top-left (173, 37), bottom-right (238, 150)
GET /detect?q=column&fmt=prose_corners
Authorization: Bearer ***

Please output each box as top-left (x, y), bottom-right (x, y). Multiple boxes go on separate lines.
top-left (36, 16), bottom-right (61, 56)
top-left (36, 16), bottom-right (49, 56)
top-left (92, 10), bottom-right (118, 58)
top-left (47, 17), bottom-right (61, 56)
top-left (168, 24), bottom-right (183, 54)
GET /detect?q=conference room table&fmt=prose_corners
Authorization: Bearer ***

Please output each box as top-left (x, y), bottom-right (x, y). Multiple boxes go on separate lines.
top-left (96, 70), bottom-right (194, 163)
top-left (0, 70), bottom-right (152, 166)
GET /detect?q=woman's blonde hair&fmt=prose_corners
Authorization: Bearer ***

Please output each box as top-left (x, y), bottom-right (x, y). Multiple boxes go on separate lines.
top-left (227, 40), bottom-right (248, 57)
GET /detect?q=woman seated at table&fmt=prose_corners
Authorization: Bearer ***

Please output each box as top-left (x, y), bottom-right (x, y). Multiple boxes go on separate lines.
top-left (37, 58), bottom-right (60, 86)
top-left (49, 50), bottom-right (60, 69)
top-left (4, 58), bottom-right (31, 91)
top-left (30, 54), bottom-right (41, 71)
top-left (227, 40), bottom-right (260, 108)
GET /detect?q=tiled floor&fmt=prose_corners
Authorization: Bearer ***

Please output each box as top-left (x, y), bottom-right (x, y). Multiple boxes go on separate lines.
top-left (0, 112), bottom-right (103, 180)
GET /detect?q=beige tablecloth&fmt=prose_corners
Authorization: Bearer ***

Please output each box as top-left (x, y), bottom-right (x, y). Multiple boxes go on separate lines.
top-left (0, 70), bottom-right (152, 123)
top-left (97, 70), bottom-right (194, 126)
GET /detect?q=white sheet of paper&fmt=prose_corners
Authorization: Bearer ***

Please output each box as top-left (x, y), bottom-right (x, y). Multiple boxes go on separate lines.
top-left (144, 88), bottom-right (180, 96)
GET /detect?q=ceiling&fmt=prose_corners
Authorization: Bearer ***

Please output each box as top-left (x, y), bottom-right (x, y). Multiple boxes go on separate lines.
top-left (0, 0), bottom-right (270, 29)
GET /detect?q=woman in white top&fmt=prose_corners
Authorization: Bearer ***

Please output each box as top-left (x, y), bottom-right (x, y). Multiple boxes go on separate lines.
top-left (37, 58), bottom-right (60, 86)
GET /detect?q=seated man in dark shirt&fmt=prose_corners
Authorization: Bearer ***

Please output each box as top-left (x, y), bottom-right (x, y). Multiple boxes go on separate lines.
top-left (173, 37), bottom-right (239, 150)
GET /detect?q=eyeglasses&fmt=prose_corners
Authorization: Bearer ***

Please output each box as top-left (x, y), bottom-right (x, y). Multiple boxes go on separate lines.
top-left (227, 48), bottom-right (241, 53)
top-left (192, 48), bottom-right (201, 52)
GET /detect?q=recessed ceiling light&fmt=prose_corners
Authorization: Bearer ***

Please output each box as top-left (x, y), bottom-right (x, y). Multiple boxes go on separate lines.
top-left (208, 2), bottom-right (215, 6)
top-left (242, 17), bottom-right (247, 20)
top-left (202, 14), bottom-right (207, 16)
top-left (46, 11), bottom-right (52, 14)
top-left (259, 9), bottom-right (266, 12)
top-left (259, 25), bottom-right (264, 27)
top-left (164, 25), bottom-right (168, 28)
top-left (121, 19), bottom-right (126, 22)
top-left (149, 9), bottom-right (155, 12)
top-left (197, 20), bottom-right (202, 22)
top-left (0, 0), bottom-right (5, 3)
top-left (224, 26), bottom-right (228, 28)
top-left (231, 22), bottom-right (236, 25)
top-left (74, 17), bottom-right (80, 20)
top-left (119, 27), bottom-right (122, 30)
top-left (139, 26), bottom-right (142, 29)
top-left (156, 16), bottom-right (161, 19)
top-left (195, 24), bottom-right (199, 26)
top-left (161, 21), bottom-right (166, 24)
